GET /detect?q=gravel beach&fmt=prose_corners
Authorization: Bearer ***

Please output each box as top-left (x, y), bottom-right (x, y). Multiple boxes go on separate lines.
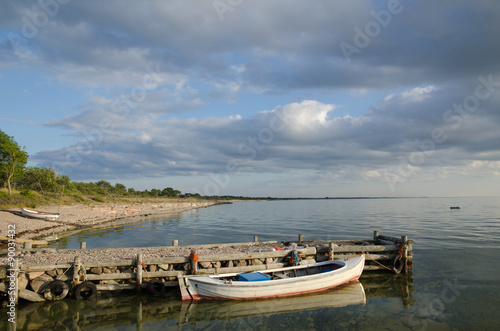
top-left (0, 200), bottom-right (220, 241)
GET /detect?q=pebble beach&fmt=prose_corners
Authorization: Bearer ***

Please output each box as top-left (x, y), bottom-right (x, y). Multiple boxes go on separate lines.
top-left (0, 200), bottom-right (220, 241)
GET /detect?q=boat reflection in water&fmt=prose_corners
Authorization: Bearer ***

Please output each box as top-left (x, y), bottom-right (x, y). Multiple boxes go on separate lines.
top-left (2, 274), bottom-right (413, 330)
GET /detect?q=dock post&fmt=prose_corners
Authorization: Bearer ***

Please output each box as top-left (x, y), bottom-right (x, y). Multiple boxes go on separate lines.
top-left (328, 243), bottom-right (335, 261)
top-left (136, 254), bottom-right (143, 291)
top-left (299, 234), bottom-right (303, 242)
top-left (73, 256), bottom-right (82, 287)
top-left (254, 236), bottom-right (258, 242)
top-left (401, 235), bottom-right (408, 273)
top-left (189, 250), bottom-right (199, 275)
top-left (23, 241), bottom-right (32, 250)
top-left (373, 231), bottom-right (379, 241)
top-left (172, 240), bottom-right (178, 247)
top-left (80, 242), bottom-right (86, 249)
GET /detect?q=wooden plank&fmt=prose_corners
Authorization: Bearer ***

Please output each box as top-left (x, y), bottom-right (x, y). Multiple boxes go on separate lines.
top-left (178, 276), bottom-right (191, 300)
top-left (377, 235), bottom-right (405, 243)
top-left (197, 247), bottom-right (317, 262)
top-left (0, 236), bottom-right (48, 245)
top-left (333, 245), bottom-right (400, 253)
top-left (21, 263), bottom-right (72, 272)
top-left (85, 270), bottom-right (186, 280)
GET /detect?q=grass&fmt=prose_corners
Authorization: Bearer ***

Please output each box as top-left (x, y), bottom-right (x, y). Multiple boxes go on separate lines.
top-left (0, 188), bottom-right (202, 210)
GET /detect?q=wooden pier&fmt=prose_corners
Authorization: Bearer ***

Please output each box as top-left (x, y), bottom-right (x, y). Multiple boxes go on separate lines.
top-left (0, 231), bottom-right (413, 304)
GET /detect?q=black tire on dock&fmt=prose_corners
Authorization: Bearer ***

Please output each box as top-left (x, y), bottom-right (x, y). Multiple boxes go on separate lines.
top-left (392, 256), bottom-right (405, 274)
top-left (147, 279), bottom-right (166, 295)
top-left (74, 281), bottom-right (97, 300)
top-left (44, 280), bottom-right (69, 301)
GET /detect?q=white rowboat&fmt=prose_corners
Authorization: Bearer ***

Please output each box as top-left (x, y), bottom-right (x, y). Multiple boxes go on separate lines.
top-left (179, 254), bottom-right (365, 300)
top-left (20, 207), bottom-right (60, 221)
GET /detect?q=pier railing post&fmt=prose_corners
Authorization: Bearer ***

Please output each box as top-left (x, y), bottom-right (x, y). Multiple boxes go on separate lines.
top-left (299, 234), bottom-right (303, 242)
top-left (401, 235), bottom-right (408, 273)
top-left (254, 236), bottom-right (258, 242)
top-left (136, 254), bottom-right (143, 291)
top-left (328, 243), bottom-right (335, 261)
top-left (172, 240), bottom-right (178, 247)
top-left (189, 250), bottom-right (199, 275)
top-left (73, 256), bottom-right (82, 287)
top-left (80, 242), bottom-right (87, 249)
top-left (373, 231), bottom-right (379, 241)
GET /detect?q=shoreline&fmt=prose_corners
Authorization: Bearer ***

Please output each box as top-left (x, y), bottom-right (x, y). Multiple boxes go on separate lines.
top-left (0, 199), bottom-right (223, 242)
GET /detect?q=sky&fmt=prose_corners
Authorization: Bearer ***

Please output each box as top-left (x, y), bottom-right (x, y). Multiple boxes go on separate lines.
top-left (1, 0), bottom-right (500, 198)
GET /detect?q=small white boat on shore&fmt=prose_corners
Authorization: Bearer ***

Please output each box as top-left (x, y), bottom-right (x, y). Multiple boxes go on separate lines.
top-left (179, 254), bottom-right (365, 300)
top-left (20, 207), bottom-right (60, 221)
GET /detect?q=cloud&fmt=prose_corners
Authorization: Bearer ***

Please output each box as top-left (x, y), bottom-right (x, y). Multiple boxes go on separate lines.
top-left (3, 0), bottom-right (500, 195)
top-left (33, 85), bottom-right (500, 184)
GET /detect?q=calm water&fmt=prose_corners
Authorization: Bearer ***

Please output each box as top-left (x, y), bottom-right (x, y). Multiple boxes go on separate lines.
top-left (3, 197), bottom-right (500, 330)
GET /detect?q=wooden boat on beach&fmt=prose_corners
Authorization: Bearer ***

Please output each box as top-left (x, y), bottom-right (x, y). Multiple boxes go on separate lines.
top-left (20, 207), bottom-right (60, 221)
top-left (179, 254), bottom-right (365, 300)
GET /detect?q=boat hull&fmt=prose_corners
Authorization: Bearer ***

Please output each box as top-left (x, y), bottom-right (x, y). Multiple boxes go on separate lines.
top-left (20, 208), bottom-right (60, 221)
top-left (181, 254), bottom-right (365, 300)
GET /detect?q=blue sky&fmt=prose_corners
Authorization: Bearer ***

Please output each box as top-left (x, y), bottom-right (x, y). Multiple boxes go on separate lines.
top-left (1, 0), bottom-right (500, 197)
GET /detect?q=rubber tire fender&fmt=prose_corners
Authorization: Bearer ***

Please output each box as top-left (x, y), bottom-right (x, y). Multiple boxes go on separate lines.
top-left (392, 256), bottom-right (405, 274)
top-left (74, 281), bottom-right (98, 300)
top-left (44, 280), bottom-right (69, 301)
top-left (147, 279), bottom-right (166, 295)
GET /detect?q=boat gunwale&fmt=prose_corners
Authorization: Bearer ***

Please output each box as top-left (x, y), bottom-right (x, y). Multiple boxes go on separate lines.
top-left (185, 255), bottom-right (364, 288)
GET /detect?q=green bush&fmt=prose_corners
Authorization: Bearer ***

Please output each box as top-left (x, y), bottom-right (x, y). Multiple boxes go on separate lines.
top-left (92, 196), bottom-right (105, 203)
top-left (20, 189), bottom-right (36, 199)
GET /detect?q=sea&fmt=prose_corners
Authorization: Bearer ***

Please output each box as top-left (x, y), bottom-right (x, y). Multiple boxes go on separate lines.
top-left (2, 196), bottom-right (499, 330)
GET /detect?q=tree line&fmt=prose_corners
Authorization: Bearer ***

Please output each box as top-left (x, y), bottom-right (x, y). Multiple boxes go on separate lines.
top-left (0, 129), bottom-right (190, 199)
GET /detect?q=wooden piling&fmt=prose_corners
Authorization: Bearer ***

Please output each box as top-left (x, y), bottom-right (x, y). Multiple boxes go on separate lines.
top-left (373, 231), bottom-right (379, 241)
top-left (328, 243), bottom-right (335, 260)
top-left (23, 242), bottom-right (32, 250)
top-left (299, 234), bottom-right (303, 242)
top-left (136, 254), bottom-right (143, 291)
top-left (254, 236), bottom-right (258, 242)
top-left (80, 242), bottom-right (87, 249)
top-left (172, 240), bottom-right (178, 247)
top-left (73, 256), bottom-right (82, 286)
top-left (189, 250), bottom-right (199, 275)
top-left (401, 235), bottom-right (408, 273)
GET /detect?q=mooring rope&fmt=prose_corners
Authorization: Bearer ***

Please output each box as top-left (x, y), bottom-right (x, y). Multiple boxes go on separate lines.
top-left (137, 261), bottom-right (150, 282)
top-left (365, 254), bottom-right (393, 271)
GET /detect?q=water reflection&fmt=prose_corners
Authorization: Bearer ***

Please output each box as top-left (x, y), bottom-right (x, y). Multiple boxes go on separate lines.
top-left (3, 274), bottom-right (413, 331)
